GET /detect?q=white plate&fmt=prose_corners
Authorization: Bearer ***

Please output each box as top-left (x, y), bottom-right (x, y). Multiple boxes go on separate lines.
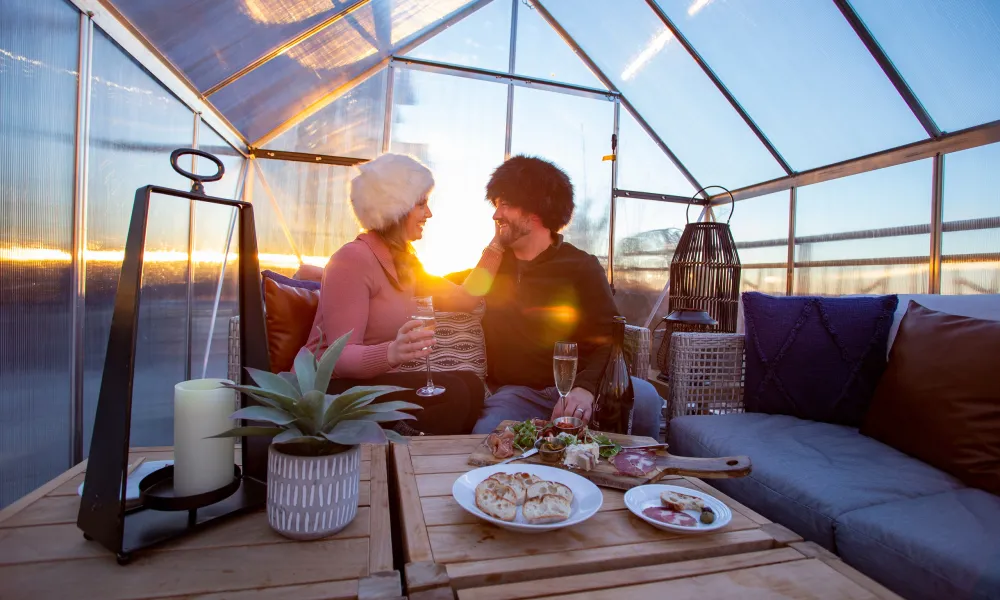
top-left (452, 464), bottom-right (603, 533)
top-left (624, 484), bottom-right (732, 534)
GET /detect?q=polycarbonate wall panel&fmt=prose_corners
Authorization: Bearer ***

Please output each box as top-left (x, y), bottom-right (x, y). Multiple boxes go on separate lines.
top-left (210, 0), bottom-right (475, 142)
top-left (612, 199), bottom-right (688, 326)
top-left (406, 0), bottom-right (511, 72)
top-left (269, 69), bottom-right (386, 158)
top-left (84, 28), bottom-right (194, 452)
top-left (510, 87), bottom-right (613, 259)
top-left (794, 160), bottom-right (933, 296)
top-left (851, 0), bottom-right (1000, 132)
top-left (390, 69), bottom-right (506, 276)
top-left (653, 0), bottom-right (926, 171)
top-left (729, 191), bottom-right (790, 296)
top-left (541, 0), bottom-right (784, 190)
top-left (254, 159), bottom-right (359, 274)
top-left (0, 0), bottom-right (78, 508)
top-left (515, 0), bottom-right (604, 88)
top-left (941, 143), bottom-right (1000, 295)
top-left (191, 123), bottom-right (244, 382)
top-left (617, 108), bottom-right (695, 196)
top-left (110, 0), bottom-right (365, 91)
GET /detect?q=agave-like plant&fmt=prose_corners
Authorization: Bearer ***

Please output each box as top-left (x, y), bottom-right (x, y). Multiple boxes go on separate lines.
top-left (213, 330), bottom-right (421, 456)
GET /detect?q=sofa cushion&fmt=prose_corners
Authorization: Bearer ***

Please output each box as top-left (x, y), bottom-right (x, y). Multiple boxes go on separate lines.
top-left (668, 413), bottom-right (964, 549)
top-left (836, 488), bottom-right (1000, 600)
top-left (863, 301), bottom-right (1000, 496)
top-left (262, 272), bottom-right (321, 373)
top-left (742, 292), bottom-right (898, 426)
top-left (393, 309), bottom-right (488, 379)
top-left (889, 293), bottom-right (1000, 350)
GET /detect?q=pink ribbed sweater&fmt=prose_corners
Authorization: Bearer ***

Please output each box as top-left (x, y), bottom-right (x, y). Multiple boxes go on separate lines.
top-left (304, 232), bottom-right (501, 379)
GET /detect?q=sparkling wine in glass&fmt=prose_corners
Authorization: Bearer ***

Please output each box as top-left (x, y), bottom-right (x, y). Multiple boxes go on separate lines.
top-left (413, 296), bottom-right (445, 397)
top-left (553, 341), bottom-right (578, 416)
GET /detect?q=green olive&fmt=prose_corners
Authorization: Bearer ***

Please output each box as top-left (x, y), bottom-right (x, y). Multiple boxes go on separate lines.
top-left (700, 508), bottom-right (716, 524)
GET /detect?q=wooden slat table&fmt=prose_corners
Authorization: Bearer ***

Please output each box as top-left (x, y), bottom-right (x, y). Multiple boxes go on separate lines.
top-left (391, 435), bottom-right (901, 600)
top-left (0, 445), bottom-right (402, 600)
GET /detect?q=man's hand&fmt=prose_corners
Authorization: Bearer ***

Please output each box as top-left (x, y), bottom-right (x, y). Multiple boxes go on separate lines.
top-left (551, 387), bottom-right (594, 422)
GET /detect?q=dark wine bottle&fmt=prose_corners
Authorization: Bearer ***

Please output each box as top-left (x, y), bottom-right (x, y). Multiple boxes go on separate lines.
top-left (592, 316), bottom-right (635, 434)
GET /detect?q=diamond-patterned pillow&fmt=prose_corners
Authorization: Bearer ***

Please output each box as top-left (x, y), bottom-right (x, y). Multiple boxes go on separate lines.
top-left (742, 292), bottom-right (898, 426)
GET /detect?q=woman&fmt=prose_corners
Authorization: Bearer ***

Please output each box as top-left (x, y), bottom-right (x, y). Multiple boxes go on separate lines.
top-left (303, 153), bottom-right (504, 435)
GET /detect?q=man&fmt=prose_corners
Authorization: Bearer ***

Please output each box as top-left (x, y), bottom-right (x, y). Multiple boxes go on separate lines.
top-left (472, 155), bottom-right (663, 438)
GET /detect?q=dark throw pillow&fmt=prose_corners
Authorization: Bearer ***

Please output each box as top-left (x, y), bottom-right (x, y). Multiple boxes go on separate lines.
top-left (261, 271), bottom-right (320, 373)
top-left (742, 292), bottom-right (898, 426)
top-left (862, 301), bottom-right (1000, 496)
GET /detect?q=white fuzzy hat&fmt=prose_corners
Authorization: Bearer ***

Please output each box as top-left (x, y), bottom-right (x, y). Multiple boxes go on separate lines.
top-left (350, 154), bottom-right (434, 231)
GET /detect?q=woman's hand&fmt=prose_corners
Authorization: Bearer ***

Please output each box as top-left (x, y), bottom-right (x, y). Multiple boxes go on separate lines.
top-left (387, 320), bottom-right (436, 367)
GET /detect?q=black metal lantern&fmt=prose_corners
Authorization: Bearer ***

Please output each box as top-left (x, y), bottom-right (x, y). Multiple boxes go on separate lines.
top-left (654, 186), bottom-right (741, 378)
top-left (77, 149), bottom-right (271, 564)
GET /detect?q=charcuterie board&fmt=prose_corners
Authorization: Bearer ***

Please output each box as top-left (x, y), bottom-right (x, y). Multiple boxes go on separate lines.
top-left (468, 420), bottom-right (751, 491)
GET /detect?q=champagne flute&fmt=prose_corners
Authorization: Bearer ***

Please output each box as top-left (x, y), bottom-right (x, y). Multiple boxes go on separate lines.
top-left (413, 296), bottom-right (445, 397)
top-left (553, 341), bottom-right (578, 416)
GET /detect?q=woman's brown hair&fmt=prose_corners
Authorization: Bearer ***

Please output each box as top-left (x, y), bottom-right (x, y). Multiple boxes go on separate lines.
top-left (374, 219), bottom-right (421, 289)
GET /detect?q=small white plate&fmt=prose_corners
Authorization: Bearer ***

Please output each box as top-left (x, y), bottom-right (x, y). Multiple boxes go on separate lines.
top-left (452, 464), bottom-right (603, 533)
top-left (624, 484), bottom-right (732, 534)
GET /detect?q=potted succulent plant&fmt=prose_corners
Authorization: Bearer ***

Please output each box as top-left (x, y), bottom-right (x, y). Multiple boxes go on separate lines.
top-left (213, 331), bottom-right (420, 540)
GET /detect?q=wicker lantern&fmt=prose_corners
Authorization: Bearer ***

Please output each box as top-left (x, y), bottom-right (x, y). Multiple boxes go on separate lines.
top-left (654, 187), bottom-right (741, 377)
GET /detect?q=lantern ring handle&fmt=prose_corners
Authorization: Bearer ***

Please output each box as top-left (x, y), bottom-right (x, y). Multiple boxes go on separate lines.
top-left (687, 185), bottom-right (734, 224)
top-left (170, 148), bottom-right (225, 194)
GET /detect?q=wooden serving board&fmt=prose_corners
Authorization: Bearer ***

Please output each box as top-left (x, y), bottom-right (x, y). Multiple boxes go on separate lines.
top-left (467, 421), bottom-right (751, 491)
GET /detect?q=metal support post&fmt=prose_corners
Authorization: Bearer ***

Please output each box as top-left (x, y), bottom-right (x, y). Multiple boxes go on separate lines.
top-left (930, 153), bottom-right (945, 294)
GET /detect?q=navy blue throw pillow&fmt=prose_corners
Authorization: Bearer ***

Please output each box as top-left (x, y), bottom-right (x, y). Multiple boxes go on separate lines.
top-left (261, 269), bottom-right (321, 291)
top-left (742, 292), bottom-right (898, 426)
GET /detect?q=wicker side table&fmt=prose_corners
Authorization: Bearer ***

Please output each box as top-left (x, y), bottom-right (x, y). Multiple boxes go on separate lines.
top-left (666, 333), bottom-right (746, 433)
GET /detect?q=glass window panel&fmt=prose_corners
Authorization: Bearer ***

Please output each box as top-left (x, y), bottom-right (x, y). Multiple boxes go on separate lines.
top-left (0, 0), bottom-right (78, 508)
top-left (541, 0), bottom-right (784, 190)
top-left (728, 191), bottom-right (790, 295)
top-left (851, 0), bottom-right (1000, 132)
top-left (654, 0), bottom-right (926, 171)
top-left (511, 87), bottom-right (614, 260)
top-left (514, 1), bottom-right (605, 88)
top-left (192, 123), bottom-right (244, 381)
top-left (211, 0), bottom-right (475, 142)
top-left (109, 0), bottom-right (365, 91)
top-left (942, 143), bottom-right (1000, 295)
top-left (617, 107), bottom-right (695, 196)
top-left (390, 69), bottom-right (507, 275)
top-left (254, 159), bottom-right (359, 274)
top-left (269, 69), bottom-right (386, 158)
top-left (406, 0), bottom-right (511, 72)
top-left (612, 199), bottom-right (688, 326)
top-left (794, 160), bottom-right (932, 296)
top-left (85, 29), bottom-right (195, 453)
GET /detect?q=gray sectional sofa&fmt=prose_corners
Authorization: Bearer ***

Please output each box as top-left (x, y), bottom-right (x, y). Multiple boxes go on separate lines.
top-left (666, 294), bottom-right (1000, 600)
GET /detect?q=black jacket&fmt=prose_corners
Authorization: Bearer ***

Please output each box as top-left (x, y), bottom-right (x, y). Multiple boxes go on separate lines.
top-left (482, 237), bottom-right (617, 394)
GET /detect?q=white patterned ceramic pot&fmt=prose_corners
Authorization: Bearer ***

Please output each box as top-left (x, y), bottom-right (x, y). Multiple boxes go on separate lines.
top-left (266, 444), bottom-right (360, 540)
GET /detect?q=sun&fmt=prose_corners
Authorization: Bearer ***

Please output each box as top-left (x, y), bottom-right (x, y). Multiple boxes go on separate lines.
top-left (412, 199), bottom-right (495, 276)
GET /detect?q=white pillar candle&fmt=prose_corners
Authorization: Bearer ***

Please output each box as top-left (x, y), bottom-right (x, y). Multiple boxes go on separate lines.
top-left (173, 379), bottom-right (236, 496)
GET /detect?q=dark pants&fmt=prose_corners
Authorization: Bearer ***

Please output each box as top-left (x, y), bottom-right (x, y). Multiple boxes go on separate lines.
top-left (327, 371), bottom-right (485, 435)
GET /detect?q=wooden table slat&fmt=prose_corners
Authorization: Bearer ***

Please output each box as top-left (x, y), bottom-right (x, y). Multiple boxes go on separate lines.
top-left (428, 506), bottom-right (760, 564)
top-left (368, 445), bottom-right (393, 574)
top-left (407, 438), bottom-right (484, 457)
top-left (174, 580), bottom-right (359, 600)
top-left (391, 444), bottom-right (434, 565)
top-left (456, 547), bottom-right (805, 600)
top-left (535, 558), bottom-right (883, 600)
top-left (0, 537), bottom-right (370, 600)
top-left (445, 529), bottom-right (780, 591)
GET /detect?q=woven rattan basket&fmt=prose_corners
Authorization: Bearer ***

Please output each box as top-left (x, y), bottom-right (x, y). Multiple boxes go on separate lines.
top-left (654, 187), bottom-right (742, 374)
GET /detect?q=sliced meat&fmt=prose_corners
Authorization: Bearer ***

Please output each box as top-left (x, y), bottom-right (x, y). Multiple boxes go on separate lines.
top-left (642, 507), bottom-right (697, 527)
top-left (487, 431), bottom-right (515, 459)
top-left (613, 448), bottom-right (657, 477)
